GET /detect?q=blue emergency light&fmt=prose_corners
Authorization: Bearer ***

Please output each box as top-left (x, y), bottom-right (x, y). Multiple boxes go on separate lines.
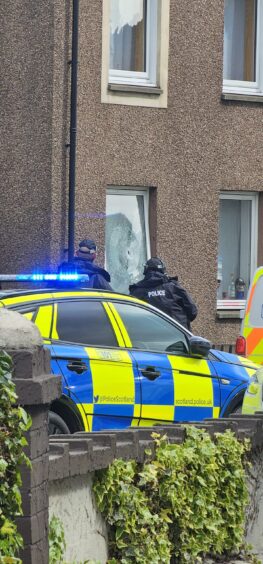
top-left (0, 273), bottom-right (89, 282)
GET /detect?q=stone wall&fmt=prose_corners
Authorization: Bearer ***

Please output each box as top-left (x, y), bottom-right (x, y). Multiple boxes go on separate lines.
top-left (48, 420), bottom-right (263, 562)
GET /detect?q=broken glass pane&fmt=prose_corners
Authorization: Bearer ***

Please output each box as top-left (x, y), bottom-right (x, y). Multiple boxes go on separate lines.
top-left (106, 193), bottom-right (148, 293)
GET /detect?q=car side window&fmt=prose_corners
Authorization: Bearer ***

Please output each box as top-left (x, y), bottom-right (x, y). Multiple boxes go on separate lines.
top-left (55, 300), bottom-right (118, 347)
top-left (114, 302), bottom-right (189, 354)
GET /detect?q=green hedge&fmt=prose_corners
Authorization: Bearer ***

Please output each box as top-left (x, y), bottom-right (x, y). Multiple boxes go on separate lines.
top-left (94, 427), bottom-right (258, 564)
top-left (0, 350), bottom-right (31, 562)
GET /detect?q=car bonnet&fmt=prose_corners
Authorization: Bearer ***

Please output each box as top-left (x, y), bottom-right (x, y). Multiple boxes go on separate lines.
top-left (211, 349), bottom-right (259, 372)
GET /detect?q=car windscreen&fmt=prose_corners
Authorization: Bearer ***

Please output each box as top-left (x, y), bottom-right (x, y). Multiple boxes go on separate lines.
top-left (249, 275), bottom-right (263, 327)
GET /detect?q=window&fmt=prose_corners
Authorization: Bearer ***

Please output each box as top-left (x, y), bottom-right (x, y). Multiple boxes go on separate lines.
top-left (223, 0), bottom-right (263, 96)
top-left (109, 0), bottom-right (157, 86)
top-left (101, 0), bottom-right (170, 108)
top-left (106, 188), bottom-right (150, 293)
top-left (114, 302), bottom-right (188, 354)
top-left (55, 300), bottom-right (118, 347)
top-left (217, 193), bottom-right (258, 308)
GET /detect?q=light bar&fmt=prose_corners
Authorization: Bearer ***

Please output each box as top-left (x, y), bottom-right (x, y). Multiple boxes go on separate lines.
top-left (0, 273), bottom-right (90, 282)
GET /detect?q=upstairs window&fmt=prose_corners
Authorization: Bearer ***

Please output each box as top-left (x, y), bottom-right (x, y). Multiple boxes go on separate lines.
top-left (223, 0), bottom-right (263, 96)
top-left (109, 0), bottom-right (158, 86)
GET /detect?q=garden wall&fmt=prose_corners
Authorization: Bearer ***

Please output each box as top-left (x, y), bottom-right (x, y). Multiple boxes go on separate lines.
top-left (48, 422), bottom-right (263, 563)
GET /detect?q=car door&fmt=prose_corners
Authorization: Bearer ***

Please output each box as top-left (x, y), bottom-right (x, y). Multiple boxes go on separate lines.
top-left (111, 301), bottom-right (221, 424)
top-left (51, 298), bottom-right (140, 431)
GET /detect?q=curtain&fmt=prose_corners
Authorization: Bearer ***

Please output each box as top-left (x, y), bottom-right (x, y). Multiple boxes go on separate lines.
top-left (110, 0), bottom-right (146, 72)
top-left (223, 0), bottom-right (256, 81)
top-left (111, 0), bottom-right (144, 33)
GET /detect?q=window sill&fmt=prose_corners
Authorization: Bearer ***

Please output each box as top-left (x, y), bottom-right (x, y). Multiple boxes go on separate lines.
top-left (217, 299), bottom-right (246, 309)
top-left (216, 310), bottom-right (242, 320)
top-left (216, 299), bottom-right (245, 319)
top-left (108, 83), bottom-right (163, 95)
top-left (221, 93), bottom-right (263, 103)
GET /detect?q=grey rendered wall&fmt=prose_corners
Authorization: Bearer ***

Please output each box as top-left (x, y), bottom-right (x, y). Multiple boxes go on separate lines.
top-left (0, 0), bottom-right (68, 273)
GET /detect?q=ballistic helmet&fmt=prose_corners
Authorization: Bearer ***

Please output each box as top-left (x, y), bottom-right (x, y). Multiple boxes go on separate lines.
top-left (143, 257), bottom-right (166, 275)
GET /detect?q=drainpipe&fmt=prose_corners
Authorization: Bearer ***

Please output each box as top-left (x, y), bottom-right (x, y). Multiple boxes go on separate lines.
top-left (68, 0), bottom-right (79, 261)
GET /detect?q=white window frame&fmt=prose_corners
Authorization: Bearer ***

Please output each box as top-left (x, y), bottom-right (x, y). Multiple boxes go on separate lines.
top-left (223, 0), bottom-right (263, 96)
top-left (217, 192), bottom-right (258, 310)
top-left (109, 0), bottom-right (158, 87)
top-left (106, 186), bottom-right (151, 265)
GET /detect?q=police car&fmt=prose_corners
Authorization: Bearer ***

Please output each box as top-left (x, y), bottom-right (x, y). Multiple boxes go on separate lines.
top-left (0, 273), bottom-right (259, 434)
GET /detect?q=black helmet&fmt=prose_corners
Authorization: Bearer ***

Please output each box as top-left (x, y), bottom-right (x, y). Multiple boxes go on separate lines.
top-left (79, 239), bottom-right (97, 254)
top-left (144, 257), bottom-right (166, 275)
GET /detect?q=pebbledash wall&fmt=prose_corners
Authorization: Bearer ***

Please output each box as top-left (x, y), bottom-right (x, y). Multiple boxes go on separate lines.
top-left (1, 310), bottom-right (263, 563)
top-left (1, 1), bottom-right (263, 342)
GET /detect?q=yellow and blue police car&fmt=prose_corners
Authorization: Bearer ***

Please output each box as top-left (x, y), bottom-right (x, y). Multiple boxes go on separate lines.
top-left (0, 273), bottom-right (258, 434)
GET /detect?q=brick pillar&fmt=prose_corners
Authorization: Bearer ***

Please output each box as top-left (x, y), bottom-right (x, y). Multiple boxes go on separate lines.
top-left (0, 309), bottom-right (61, 564)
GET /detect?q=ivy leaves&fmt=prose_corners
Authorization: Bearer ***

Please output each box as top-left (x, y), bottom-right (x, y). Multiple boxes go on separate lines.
top-left (0, 351), bottom-right (31, 560)
top-left (94, 459), bottom-right (171, 563)
top-left (94, 427), bottom-right (253, 563)
top-left (49, 514), bottom-right (67, 564)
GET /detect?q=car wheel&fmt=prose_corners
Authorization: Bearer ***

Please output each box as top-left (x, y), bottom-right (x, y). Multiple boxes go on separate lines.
top-left (48, 411), bottom-right (70, 435)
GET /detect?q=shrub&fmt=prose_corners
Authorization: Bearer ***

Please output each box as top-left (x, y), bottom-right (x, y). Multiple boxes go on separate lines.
top-left (94, 427), bottom-right (255, 563)
top-left (0, 351), bottom-right (31, 562)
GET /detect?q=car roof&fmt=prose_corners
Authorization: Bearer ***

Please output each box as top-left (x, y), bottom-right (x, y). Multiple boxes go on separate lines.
top-left (0, 286), bottom-right (136, 303)
top-left (0, 286), bottom-right (143, 307)
top-left (0, 287), bottom-right (115, 298)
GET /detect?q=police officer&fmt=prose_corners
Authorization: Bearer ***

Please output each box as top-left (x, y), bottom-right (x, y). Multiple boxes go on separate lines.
top-left (129, 257), bottom-right (197, 330)
top-left (59, 239), bottom-right (112, 290)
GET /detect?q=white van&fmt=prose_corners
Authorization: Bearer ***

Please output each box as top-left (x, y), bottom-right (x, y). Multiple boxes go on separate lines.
top-left (235, 266), bottom-right (263, 365)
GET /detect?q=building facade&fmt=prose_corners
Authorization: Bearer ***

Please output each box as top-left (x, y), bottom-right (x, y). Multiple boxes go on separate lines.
top-left (1, 0), bottom-right (263, 343)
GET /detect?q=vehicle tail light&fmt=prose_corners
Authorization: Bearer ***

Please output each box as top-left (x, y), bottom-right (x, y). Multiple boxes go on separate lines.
top-left (235, 335), bottom-right (246, 356)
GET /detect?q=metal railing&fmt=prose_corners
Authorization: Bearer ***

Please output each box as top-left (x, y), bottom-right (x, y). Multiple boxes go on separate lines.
top-left (212, 343), bottom-right (235, 353)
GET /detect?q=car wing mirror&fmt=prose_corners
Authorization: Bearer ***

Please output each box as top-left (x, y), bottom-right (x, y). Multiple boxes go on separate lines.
top-left (189, 336), bottom-right (211, 358)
